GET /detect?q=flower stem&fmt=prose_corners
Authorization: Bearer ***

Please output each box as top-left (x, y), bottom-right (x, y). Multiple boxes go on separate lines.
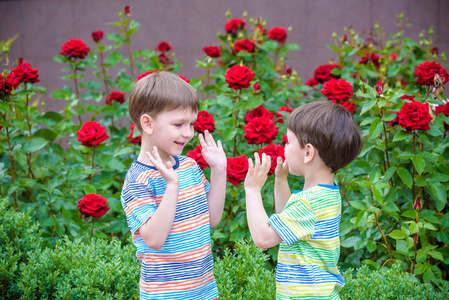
top-left (73, 62), bottom-right (82, 124)
top-left (370, 186), bottom-right (393, 262)
top-left (2, 112), bottom-right (17, 210)
top-left (206, 67), bottom-right (210, 100)
top-left (99, 51), bottom-right (111, 97)
top-left (232, 90), bottom-right (242, 157)
top-left (24, 85), bottom-right (35, 180)
top-left (89, 147), bottom-right (96, 185)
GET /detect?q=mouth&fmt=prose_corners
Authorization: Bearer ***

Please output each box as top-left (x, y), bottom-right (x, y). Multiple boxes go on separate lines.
top-left (174, 141), bottom-right (186, 147)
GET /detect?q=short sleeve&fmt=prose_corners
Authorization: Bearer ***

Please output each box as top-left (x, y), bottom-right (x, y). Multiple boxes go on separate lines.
top-left (268, 195), bottom-right (316, 245)
top-left (193, 160), bottom-right (210, 194)
top-left (121, 182), bottom-right (157, 233)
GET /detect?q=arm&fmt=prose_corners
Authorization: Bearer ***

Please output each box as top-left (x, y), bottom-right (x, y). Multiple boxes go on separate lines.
top-left (199, 130), bottom-right (227, 228)
top-left (139, 147), bottom-right (179, 250)
top-left (244, 152), bottom-right (283, 249)
top-left (274, 156), bottom-right (291, 213)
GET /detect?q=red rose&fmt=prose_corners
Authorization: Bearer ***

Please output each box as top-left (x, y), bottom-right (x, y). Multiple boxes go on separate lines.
top-left (431, 47), bottom-right (439, 55)
top-left (3, 72), bottom-right (21, 94)
top-left (105, 91), bottom-right (126, 105)
top-left (414, 61), bottom-right (449, 86)
top-left (341, 101), bottom-right (356, 113)
top-left (400, 94), bottom-right (417, 101)
top-left (388, 53), bottom-right (397, 61)
top-left (253, 82), bottom-right (261, 93)
top-left (435, 102), bottom-right (449, 130)
top-left (306, 77), bottom-right (319, 87)
top-left (77, 121), bottom-right (109, 146)
top-left (282, 134), bottom-right (288, 146)
top-left (388, 116), bottom-right (399, 127)
top-left (128, 124), bottom-right (141, 144)
top-left (91, 31), bottom-right (104, 42)
top-left (225, 19), bottom-right (246, 33)
top-left (256, 25), bottom-right (267, 35)
top-left (359, 52), bottom-right (380, 68)
top-left (157, 41), bottom-right (173, 52)
top-left (124, 5), bottom-right (130, 14)
top-left (194, 111), bottom-right (215, 134)
top-left (187, 145), bottom-right (209, 169)
top-left (202, 46), bottom-right (221, 58)
top-left (77, 193), bottom-right (110, 218)
top-left (178, 75), bottom-right (190, 83)
top-left (375, 81), bottom-right (384, 95)
top-left (244, 105), bottom-right (274, 124)
top-left (12, 59), bottom-right (40, 84)
top-left (268, 27), bottom-right (287, 43)
top-left (275, 106), bottom-right (294, 124)
top-left (226, 155), bottom-right (248, 186)
top-left (234, 38), bottom-right (256, 53)
top-left (413, 199), bottom-right (422, 210)
top-left (159, 54), bottom-right (173, 64)
top-left (277, 65), bottom-right (292, 76)
top-left (396, 101), bottom-right (432, 132)
top-left (225, 65), bottom-right (255, 90)
top-left (137, 70), bottom-right (157, 82)
top-left (244, 117), bottom-right (279, 145)
top-left (258, 144), bottom-right (285, 176)
top-left (313, 64), bottom-right (339, 83)
top-left (60, 39), bottom-right (90, 59)
top-left (321, 78), bottom-right (354, 103)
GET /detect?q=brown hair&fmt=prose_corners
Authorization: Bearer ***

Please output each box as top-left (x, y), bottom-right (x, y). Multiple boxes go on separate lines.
top-left (128, 71), bottom-right (199, 132)
top-left (286, 101), bottom-right (362, 173)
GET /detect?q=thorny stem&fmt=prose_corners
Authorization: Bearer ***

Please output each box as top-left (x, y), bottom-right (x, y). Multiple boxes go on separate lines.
top-left (99, 51), bottom-right (110, 97)
top-left (337, 175), bottom-right (350, 205)
top-left (232, 90), bottom-right (242, 157)
top-left (73, 62), bottom-right (82, 124)
top-left (123, 19), bottom-right (135, 81)
top-left (206, 67), bottom-right (210, 100)
top-left (370, 186), bottom-right (394, 262)
top-left (89, 147), bottom-right (96, 185)
top-left (24, 85), bottom-right (35, 180)
top-left (3, 113), bottom-right (17, 210)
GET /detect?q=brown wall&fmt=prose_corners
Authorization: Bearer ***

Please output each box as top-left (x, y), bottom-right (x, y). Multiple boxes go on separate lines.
top-left (1, 0), bottom-right (449, 112)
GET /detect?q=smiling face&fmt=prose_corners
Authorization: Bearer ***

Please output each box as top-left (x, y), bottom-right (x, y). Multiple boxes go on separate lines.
top-left (148, 108), bottom-right (198, 162)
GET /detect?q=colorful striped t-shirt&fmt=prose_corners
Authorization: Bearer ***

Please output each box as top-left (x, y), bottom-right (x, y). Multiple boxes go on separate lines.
top-left (268, 184), bottom-right (345, 299)
top-left (121, 156), bottom-right (218, 300)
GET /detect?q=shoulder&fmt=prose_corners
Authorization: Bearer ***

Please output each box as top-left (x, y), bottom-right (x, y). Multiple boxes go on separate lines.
top-left (124, 160), bottom-right (160, 186)
top-left (177, 155), bottom-right (200, 169)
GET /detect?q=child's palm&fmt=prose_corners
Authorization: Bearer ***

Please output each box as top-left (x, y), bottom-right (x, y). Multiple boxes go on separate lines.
top-left (199, 130), bottom-right (226, 169)
top-left (146, 147), bottom-right (179, 185)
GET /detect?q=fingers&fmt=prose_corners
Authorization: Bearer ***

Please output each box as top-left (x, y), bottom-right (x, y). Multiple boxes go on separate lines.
top-left (252, 152), bottom-right (271, 175)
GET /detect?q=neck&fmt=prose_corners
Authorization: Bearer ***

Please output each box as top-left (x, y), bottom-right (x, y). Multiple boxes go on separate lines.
top-left (302, 167), bottom-right (335, 191)
top-left (137, 138), bottom-right (175, 166)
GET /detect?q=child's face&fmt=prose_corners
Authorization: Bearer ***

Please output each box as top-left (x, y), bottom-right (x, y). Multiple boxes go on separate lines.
top-left (284, 129), bottom-right (306, 176)
top-left (149, 108), bottom-right (197, 162)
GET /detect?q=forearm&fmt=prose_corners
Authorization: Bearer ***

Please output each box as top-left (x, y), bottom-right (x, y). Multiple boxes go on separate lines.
top-left (207, 167), bottom-right (227, 228)
top-left (139, 183), bottom-right (179, 250)
top-left (274, 177), bottom-right (291, 213)
top-left (245, 188), bottom-right (281, 248)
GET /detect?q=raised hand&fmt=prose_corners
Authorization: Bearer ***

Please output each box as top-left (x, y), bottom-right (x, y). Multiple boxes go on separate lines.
top-left (146, 146), bottom-right (179, 185)
top-left (244, 152), bottom-right (271, 191)
top-left (274, 156), bottom-right (289, 179)
top-left (198, 130), bottom-right (227, 170)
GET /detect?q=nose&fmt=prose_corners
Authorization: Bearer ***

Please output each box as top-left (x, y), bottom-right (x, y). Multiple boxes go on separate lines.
top-left (182, 125), bottom-right (194, 139)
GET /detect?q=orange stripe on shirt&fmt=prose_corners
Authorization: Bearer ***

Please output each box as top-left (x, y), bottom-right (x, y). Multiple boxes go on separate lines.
top-left (140, 270), bottom-right (215, 292)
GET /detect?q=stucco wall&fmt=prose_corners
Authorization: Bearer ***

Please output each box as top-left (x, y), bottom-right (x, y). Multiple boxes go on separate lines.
top-left (1, 0), bottom-right (448, 112)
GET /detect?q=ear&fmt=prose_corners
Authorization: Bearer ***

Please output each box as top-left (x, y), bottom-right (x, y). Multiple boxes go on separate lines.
top-left (303, 143), bottom-right (316, 164)
top-left (140, 113), bottom-right (154, 135)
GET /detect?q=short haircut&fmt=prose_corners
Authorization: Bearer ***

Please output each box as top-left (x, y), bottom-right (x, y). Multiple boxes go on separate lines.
top-left (286, 101), bottom-right (362, 173)
top-left (129, 71), bottom-right (199, 132)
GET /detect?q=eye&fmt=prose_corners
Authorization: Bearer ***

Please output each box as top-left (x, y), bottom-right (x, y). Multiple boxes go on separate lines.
top-left (174, 124), bottom-right (182, 127)
top-left (190, 122), bottom-right (195, 126)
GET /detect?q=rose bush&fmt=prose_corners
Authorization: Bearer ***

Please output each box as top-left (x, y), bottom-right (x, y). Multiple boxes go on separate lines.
top-left (1, 8), bottom-right (449, 286)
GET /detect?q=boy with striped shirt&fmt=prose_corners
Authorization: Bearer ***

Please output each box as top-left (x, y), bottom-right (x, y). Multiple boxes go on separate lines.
top-left (244, 101), bottom-right (362, 299)
top-left (121, 71), bottom-right (226, 299)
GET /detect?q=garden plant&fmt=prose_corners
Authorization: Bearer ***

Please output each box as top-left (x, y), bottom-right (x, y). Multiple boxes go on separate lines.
top-left (1, 6), bottom-right (449, 298)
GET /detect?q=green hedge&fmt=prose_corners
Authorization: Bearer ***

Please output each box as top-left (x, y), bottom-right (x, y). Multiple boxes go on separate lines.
top-left (1, 198), bottom-right (448, 299)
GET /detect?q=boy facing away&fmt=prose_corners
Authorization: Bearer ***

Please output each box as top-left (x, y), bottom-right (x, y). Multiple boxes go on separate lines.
top-left (121, 71), bottom-right (227, 299)
top-left (244, 101), bottom-right (362, 299)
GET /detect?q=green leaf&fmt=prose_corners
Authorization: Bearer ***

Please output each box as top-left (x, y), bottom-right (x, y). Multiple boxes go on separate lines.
top-left (396, 240), bottom-right (409, 255)
top-left (79, 81), bottom-right (102, 90)
top-left (423, 266), bottom-right (435, 282)
top-left (41, 111), bottom-right (64, 126)
top-left (409, 222), bottom-right (419, 235)
top-left (411, 156), bottom-right (426, 175)
top-left (414, 263), bottom-right (427, 275)
top-left (396, 167), bottom-right (413, 188)
top-left (349, 200), bottom-right (367, 211)
top-left (51, 89), bottom-right (71, 99)
top-left (33, 128), bottom-right (58, 142)
top-left (23, 137), bottom-right (49, 154)
top-left (114, 147), bottom-right (136, 157)
top-left (355, 211), bottom-right (368, 228)
top-left (341, 236), bottom-right (361, 248)
top-left (366, 240), bottom-right (377, 253)
top-left (84, 185), bottom-right (97, 194)
top-left (428, 250), bottom-right (444, 261)
top-left (388, 229), bottom-right (406, 239)
top-left (428, 182), bottom-right (447, 211)
top-left (392, 130), bottom-right (410, 142)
